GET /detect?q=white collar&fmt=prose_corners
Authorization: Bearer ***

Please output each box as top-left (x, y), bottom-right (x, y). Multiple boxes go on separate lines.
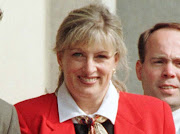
top-left (173, 108), bottom-right (180, 115)
top-left (57, 81), bottom-right (119, 124)
top-left (173, 108), bottom-right (180, 134)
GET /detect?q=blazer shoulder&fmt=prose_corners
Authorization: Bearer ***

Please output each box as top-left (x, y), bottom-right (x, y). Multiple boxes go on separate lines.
top-left (117, 92), bottom-right (175, 134)
top-left (120, 92), bottom-right (169, 111)
top-left (15, 93), bottom-right (57, 114)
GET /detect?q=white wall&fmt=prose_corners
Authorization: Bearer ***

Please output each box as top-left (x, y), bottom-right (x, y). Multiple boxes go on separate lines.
top-left (0, 0), bottom-right (116, 104)
top-left (0, 0), bottom-right (46, 104)
top-left (102, 0), bottom-right (116, 13)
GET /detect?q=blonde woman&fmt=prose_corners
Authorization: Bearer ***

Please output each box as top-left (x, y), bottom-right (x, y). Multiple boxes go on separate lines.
top-left (15, 4), bottom-right (175, 134)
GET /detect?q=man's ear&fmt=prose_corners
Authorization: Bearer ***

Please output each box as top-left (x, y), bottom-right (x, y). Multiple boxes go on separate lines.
top-left (136, 60), bottom-right (143, 81)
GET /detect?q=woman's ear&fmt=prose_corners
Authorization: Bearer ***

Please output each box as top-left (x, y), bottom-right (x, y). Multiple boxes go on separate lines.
top-left (57, 52), bottom-right (63, 66)
top-left (114, 52), bottom-right (120, 66)
top-left (136, 60), bottom-right (143, 81)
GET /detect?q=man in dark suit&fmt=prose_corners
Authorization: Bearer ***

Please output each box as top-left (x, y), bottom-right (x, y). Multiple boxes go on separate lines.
top-left (0, 98), bottom-right (20, 134)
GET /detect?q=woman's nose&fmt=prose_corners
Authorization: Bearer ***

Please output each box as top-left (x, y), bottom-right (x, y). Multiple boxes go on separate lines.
top-left (83, 58), bottom-right (97, 75)
top-left (161, 63), bottom-right (176, 78)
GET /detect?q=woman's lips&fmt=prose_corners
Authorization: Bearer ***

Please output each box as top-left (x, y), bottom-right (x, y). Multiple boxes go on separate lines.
top-left (79, 76), bottom-right (98, 84)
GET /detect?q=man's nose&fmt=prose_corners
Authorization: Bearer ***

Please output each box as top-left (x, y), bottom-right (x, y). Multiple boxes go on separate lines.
top-left (161, 63), bottom-right (176, 78)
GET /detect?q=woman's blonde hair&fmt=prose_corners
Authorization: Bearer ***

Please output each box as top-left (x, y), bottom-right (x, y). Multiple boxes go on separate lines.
top-left (54, 4), bottom-right (129, 92)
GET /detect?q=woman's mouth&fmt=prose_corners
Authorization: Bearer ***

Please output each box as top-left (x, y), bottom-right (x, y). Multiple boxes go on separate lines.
top-left (79, 76), bottom-right (98, 84)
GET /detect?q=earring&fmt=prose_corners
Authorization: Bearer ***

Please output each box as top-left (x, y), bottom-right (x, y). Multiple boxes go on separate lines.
top-left (112, 68), bottom-right (116, 74)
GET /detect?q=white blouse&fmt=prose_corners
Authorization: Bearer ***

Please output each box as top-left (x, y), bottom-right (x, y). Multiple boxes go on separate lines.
top-left (57, 81), bottom-right (119, 124)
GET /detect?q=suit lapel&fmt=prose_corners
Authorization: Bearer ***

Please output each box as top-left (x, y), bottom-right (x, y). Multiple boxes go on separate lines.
top-left (114, 92), bottom-right (145, 134)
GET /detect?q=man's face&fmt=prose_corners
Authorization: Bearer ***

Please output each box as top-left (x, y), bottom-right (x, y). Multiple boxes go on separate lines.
top-left (136, 28), bottom-right (180, 111)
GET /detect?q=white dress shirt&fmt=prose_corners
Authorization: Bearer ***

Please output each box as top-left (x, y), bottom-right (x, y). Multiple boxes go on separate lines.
top-left (173, 108), bottom-right (180, 134)
top-left (57, 81), bottom-right (119, 124)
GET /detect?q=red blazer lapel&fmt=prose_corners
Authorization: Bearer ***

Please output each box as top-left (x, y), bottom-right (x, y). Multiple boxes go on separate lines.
top-left (114, 115), bottom-right (144, 134)
top-left (45, 120), bottom-right (75, 134)
top-left (114, 92), bottom-right (144, 134)
top-left (40, 94), bottom-right (76, 134)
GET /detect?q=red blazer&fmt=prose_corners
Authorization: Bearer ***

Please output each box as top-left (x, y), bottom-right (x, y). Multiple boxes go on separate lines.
top-left (15, 92), bottom-right (175, 134)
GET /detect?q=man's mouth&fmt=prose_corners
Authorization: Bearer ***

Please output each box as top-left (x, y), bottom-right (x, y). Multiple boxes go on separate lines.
top-left (160, 85), bottom-right (176, 89)
top-left (159, 85), bottom-right (178, 95)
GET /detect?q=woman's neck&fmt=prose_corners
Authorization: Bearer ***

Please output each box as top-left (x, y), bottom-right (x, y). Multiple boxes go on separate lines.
top-left (72, 92), bottom-right (106, 114)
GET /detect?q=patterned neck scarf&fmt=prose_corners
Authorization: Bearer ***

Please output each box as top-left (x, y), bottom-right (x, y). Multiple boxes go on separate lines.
top-left (74, 115), bottom-right (108, 134)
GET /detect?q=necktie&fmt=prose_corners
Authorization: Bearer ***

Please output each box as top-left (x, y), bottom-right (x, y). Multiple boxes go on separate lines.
top-left (74, 115), bottom-right (108, 134)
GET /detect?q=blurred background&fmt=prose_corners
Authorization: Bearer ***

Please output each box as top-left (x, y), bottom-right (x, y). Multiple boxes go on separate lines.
top-left (0, 0), bottom-right (179, 104)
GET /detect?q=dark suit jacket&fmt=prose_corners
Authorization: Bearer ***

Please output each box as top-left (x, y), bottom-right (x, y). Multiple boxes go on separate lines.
top-left (15, 92), bottom-right (175, 134)
top-left (0, 99), bottom-right (20, 134)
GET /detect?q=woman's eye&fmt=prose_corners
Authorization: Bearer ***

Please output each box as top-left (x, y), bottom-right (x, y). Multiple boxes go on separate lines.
top-left (72, 53), bottom-right (83, 57)
top-left (97, 55), bottom-right (107, 59)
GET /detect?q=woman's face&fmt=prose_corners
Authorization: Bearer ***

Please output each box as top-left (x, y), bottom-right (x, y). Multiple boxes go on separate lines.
top-left (57, 43), bottom-right (119, 100)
